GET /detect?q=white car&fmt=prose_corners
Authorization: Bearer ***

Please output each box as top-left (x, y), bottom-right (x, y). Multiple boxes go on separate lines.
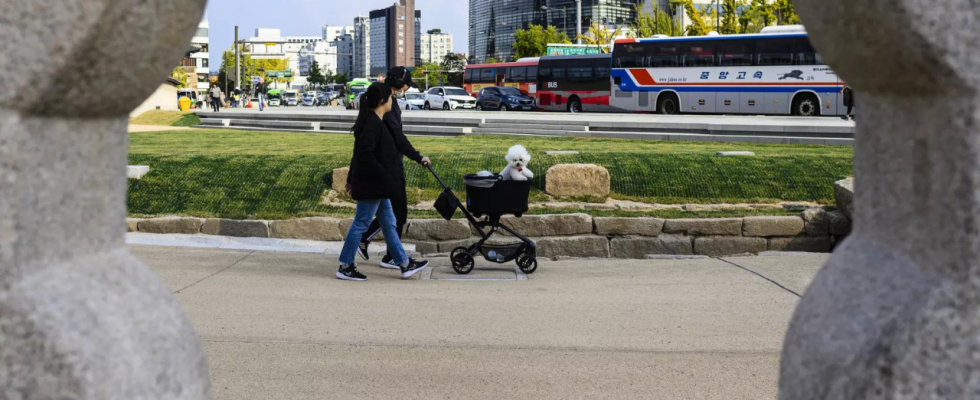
top-left (423, 86), bottom-right (477, 111)
top-left (399, 92), bottom-right (426, 111)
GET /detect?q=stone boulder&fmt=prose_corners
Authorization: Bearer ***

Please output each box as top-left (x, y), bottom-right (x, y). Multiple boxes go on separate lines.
top-left (332, 167), bottom-right (349, 193)
top-left (498, 214), bottom-right (594, 237)
top-left (833, 178), bottom-right (854, 220)
top-left (594, 217), bottom-right (665, 237)
top-left (201, 219), bottom-right (270, 238)
top-left (545, 164), bottom-right (611, 198)
top-left (694, 237), bottom-right (767, 256)
top-left (742, 216), bottom-right (805, 237)
top-left (663, 218), bottom-right (742, 236)
top-left (801, 208), bottom-right (830, 236)
top-left (138, 216), bottom-right (205, 234)
top-left (270, 217), bottom-right (344, 241)
top-left (768, 237), bottom-right (834, 253)
top-left (827, 210), bottom-right (852, 237)
top-left (405, 219), bottom-right (472, 241)
top-left (536, 236), bottom-right (610, 258)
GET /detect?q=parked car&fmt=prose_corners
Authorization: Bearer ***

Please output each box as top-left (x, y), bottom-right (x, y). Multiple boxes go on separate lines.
top-left (401, 91), bottom-right (425, 110)
top-left (476, 86), bottom-right (536, 111)
top-left (301, 94), bottom-right (316, 106)
top-left (423, 86), bottom-right (477, 111)
top-left (283, 89), bottom-right (300, 107)
top-left (316, 92), bottom-right (331, 106)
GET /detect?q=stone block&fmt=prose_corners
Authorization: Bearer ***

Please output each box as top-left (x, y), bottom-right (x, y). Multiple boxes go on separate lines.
top-left (127, 165), bottom-right (150, 179)
top-left (833, 178), bottom-right (854, 220)
top-left (536, 236), bottom-right (610, 258)
top-left (404, 240), bottom-right (439, 255)
top-left (545, 164), bottom-right (611, 198)
top-left (694, 237), bottom-right (767, 256)
top-left (594, 217), bottom-right (665, 237)
top-left (201, 219), bottom-right (270, 238)
top-left (827, 210), bottom-right (852, 237)
top-left (742, 216), bottom-right (805, 237)
top-left (768, 237), bottom-right (834, 253)
top-left (438, 238), bottom-right (478, 253)
top-left (405, 219), bottom-right (471, 241)
top-left (126, 218), bottom-right (142, 233)
top-left (663, 218), bottom-right (742, 236)
top-left (610, 236), bottom-right (694, 259)
top-left (496, 214), bottom-right (594, 237)
top-left (270, 217), bottom-right (344, 241)
top-left (138, 216), bottom-right (204, 234)
top-left (801, 208), bottom-right (830, 236)
top-left (332, 167), bottom-right (349, 193)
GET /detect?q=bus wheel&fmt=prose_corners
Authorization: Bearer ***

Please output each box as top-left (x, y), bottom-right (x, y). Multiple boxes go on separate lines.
top-left (658, 93), bottom-right (680, 115)
top-left (568, 97), bottom-right (582, 113)
top-left (793, 93), bottom-right (820, 117)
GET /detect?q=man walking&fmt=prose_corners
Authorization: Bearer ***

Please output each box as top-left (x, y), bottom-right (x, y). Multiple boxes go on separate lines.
top-left (356, 67), bottom-right (430, 268)
top-left (209, 84), bottom-right (221, 112)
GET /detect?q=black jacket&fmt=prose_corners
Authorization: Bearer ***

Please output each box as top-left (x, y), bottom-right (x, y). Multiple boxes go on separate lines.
top-left (347, 113), bottom-right (404, 201)
top-left (384, 98), bottom-right (423, 166)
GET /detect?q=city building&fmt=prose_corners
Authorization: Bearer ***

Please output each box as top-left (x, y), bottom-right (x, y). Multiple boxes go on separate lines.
top-left (353, 16), bottom-right (371, 78)
top-left (368, 0), bottom-right (420, 76)
top-left (179, 16), bottom-right (210, 94)
top-left (468, 0), bottom-right (641, 64)
top-left (246, 28), bottom-right (332, 89)
top-left (419, 29), bottom-right (454, 64)
top-left (322, 25), bottom-right (354, 43)
top-left (332, 29), bottom-right (355, 76)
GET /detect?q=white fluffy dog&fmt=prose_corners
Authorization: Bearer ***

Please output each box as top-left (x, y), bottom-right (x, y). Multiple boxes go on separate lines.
top-left (500, 145), bottom-right (534, 181)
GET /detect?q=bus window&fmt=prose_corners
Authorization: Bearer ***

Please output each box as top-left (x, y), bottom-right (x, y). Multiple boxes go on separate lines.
top-left (551, 66), bottom-right (566, 79)
top-left (527, 66), bottom-right (538, 80)
top-left (759, 38), bottom-right (795, 66)
top-left (510, 66), bottom-right (527, 82)
top-left (684, 41), bottom-right (716, 67)
top-left (613, 43), bottom-right (645, 68)
top-left (538, 66), bottom-right (552, 80)
top-left (479, 68), bottom-right (494, 83)
top-left (464, 70), bottom-right (474, 83)
top-left (568, 65), bottom-right (593, 79)
top-left (719, 39), bottom-right (754, 66)
top-left (594, 58), bottom-right (611, 80)
top-left (794, 37), bottom-right (823, 65)
top-left (649, 43), bottom-right (680, 68)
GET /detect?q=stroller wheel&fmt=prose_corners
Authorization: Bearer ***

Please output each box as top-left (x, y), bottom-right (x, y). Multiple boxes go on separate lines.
top-left (517, 252), bottom-right (538, 274)
top-left (452, 251), bottom-right (475, 275)
top-left (450, 246), bottom-right (468, 262)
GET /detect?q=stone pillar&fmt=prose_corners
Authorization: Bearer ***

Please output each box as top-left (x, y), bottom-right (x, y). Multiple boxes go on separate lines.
top-left (781, 1), bottom-right (980, 399)
top-left (0, 1), bottom-right (211, 399)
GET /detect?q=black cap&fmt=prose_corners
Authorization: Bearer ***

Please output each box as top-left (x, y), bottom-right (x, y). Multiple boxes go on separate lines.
top-left (386, 66), bottom-right (418, 89)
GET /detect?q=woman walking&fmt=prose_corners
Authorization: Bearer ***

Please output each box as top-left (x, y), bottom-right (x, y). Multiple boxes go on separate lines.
top-left (337, 82), bottom-right (429, 281)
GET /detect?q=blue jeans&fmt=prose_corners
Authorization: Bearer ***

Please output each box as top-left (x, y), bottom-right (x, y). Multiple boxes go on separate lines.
top-left (339, 199), bottom-right (407, 266)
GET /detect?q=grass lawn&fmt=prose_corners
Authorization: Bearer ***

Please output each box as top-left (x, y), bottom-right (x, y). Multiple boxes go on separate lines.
top-left (130, 110), bottom-right (201, 127)
top-left (128, 129), bottom-right (853, 220)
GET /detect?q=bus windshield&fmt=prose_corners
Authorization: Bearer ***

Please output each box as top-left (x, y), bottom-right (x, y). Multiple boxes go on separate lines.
top-left (350, 85), bottom-right (366, 95)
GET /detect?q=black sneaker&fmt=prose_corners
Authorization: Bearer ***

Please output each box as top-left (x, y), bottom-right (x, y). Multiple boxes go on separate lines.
top-left (379, 254), bottom-right (399, 270)
top-left (357, 240), bottom-right (370, 261)
top-left (336, 265), bottom-right (367, 281)
top-left (400, 258), bottom-right (429, 279)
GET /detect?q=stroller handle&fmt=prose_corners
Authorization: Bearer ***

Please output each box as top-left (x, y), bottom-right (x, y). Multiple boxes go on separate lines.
top-left (425, 163), bottom-right (452, 191)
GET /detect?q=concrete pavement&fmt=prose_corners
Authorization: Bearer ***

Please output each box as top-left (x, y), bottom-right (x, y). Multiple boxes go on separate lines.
top-left (134, 244), bottom-right (825, 400)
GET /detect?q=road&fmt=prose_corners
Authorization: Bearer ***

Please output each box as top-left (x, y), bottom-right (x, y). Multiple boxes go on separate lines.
top-left (135, 244), bottom-right (825, 400)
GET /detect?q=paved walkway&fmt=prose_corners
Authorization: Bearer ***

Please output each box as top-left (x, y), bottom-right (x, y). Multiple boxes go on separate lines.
top-left (134, 244), bottom-right (825, 400)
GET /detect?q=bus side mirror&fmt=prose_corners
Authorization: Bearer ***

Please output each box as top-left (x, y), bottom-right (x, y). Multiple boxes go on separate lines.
top-left (614, 76), bottom-right (622, 85)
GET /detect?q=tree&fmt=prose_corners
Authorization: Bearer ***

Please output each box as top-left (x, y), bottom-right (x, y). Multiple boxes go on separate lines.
top-left (512, 24), bottom-right (572, 59)
top-left (253, 57), bottom-right (291, 88)
top-left (774, 0), bottom-right (800, 25)
top-left (720, 0), bottom-right (741, 34)
top-left (307, 60), bottom-right (325, 88)
top-left (678, 0), bottom-right (714, 36)
top-left (629, 3), bottom-right (682, 38)
top-left (220, 49), bottom-right (258, 88)
top-left (441, 52), bottom-right (467, 72)
top-left (427, 28), bottom-right (442, 34)
top-left (334, 73), bottom-right (350, 85)
top-left (171, 67), bottom-right (188, 89)
top-left (412, 62), bottom-right (444, 89)
top-left (576, 22), bottom-right (622, 53)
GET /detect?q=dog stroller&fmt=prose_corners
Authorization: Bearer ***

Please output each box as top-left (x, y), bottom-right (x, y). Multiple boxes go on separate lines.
top-left (428, 165), bottom-right (538, 275)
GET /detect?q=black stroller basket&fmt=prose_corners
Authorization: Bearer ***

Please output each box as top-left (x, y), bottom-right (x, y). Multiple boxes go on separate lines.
top-left (428, 166), bottom-right (538, 275)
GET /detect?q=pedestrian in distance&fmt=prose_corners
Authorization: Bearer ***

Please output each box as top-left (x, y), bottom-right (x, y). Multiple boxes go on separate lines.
top-left (337, 82), bottom-right (429, 281)
top-left (209, 84), bottom-right (221, 113)
top-left (356, 67), bottom-right (431, 269)
top-left (841, 83), bottom-right (854, 121)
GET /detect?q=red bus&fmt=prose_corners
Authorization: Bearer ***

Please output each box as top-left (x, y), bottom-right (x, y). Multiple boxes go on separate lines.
top-left (463, 59), bottom-right (539, 97)
top-left (536, 54), bottom-right (613, 113)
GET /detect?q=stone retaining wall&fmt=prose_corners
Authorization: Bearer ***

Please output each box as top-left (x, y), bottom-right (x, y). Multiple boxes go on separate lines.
top-left (130, 210), bottom-right (851, 258)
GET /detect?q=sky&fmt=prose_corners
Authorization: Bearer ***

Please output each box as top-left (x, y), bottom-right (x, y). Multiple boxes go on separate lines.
top-left (205, 0), bottom-right (469, 71)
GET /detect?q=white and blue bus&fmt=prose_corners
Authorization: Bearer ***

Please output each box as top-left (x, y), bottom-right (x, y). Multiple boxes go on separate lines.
top-left (609, 26), bottom-right (845, 117)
